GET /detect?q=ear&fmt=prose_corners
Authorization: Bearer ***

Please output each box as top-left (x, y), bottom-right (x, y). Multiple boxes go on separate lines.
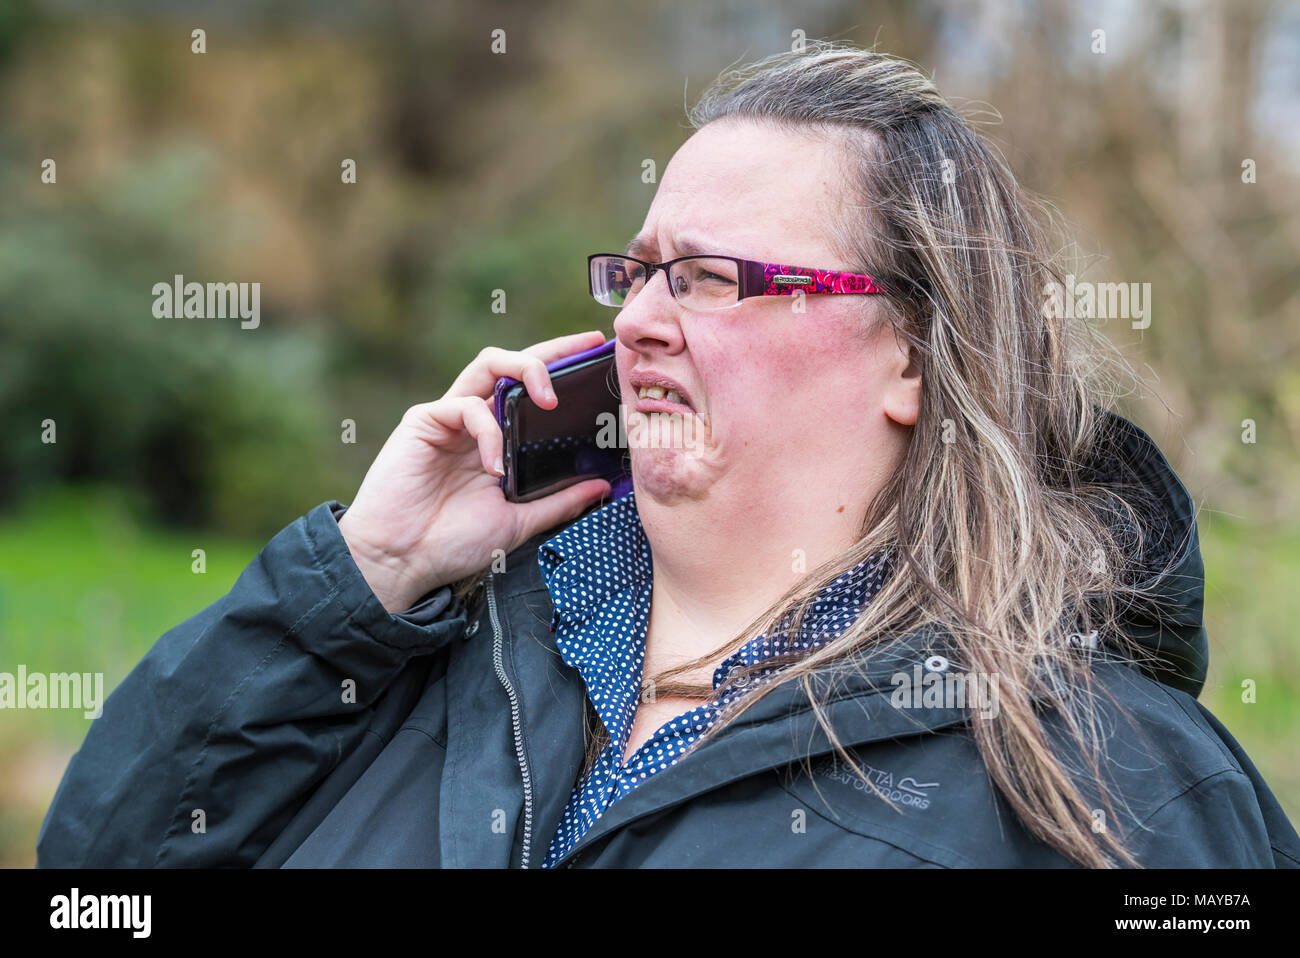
top-left (882, 329), bottom-right (921, 428)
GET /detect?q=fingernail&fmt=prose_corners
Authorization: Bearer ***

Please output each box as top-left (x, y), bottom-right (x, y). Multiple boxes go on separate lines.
top-left (493, 457), bottom-right (503, 475)
top-left (544, 387), bottom-right (556, 403)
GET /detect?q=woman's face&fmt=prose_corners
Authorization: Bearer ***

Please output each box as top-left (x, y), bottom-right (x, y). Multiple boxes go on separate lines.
top-left (613, 118), bottom-right (918, 511)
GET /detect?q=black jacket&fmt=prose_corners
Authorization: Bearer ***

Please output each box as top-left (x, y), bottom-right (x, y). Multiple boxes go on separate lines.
top-left (36, 413), bottom-right (1300, 867)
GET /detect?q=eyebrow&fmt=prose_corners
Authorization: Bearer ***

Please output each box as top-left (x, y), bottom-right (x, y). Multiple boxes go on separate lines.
top-left (625, 232), bottom-right (725, 260)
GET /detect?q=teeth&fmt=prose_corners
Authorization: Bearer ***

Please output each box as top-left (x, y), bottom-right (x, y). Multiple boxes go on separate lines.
top-left (637, 384), bottom-right (689, 407)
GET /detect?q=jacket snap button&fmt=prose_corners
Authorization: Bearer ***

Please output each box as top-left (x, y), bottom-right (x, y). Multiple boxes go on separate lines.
top-left (923, 654), bottom-right (949, 673)
top-left (465, 619), bottom-right (480, 638)
top-left (1068, 629), bottom-right (1099, 649)
top-left (727, 665), bottom-right (749, 686)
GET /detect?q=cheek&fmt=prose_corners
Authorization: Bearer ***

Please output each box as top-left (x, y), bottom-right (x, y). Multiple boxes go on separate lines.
top-left (691, 306), bottom-right (873, 421)
top-left (699, 323), bottom-right (881, 440)
top-left (757, 330), bottom-right (868, 394)
top-left (697, 332), bottom-right (836, 430)
top-left (695, 330), bottom-right (781, 407)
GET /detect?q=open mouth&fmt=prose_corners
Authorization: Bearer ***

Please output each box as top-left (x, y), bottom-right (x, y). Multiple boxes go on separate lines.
top-left (633, 386), bottom-right (697, 418)
top-left (629, 369), bottom-right (698, 416)
top-left (636, 385), bottom-right (687, 406)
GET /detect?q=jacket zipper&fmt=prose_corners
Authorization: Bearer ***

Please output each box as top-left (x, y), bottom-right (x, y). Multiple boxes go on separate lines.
top-left (488, 572), bottom-right (534, 868)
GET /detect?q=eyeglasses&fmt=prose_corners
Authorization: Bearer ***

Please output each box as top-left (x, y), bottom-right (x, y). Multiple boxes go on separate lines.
top-left (588, 252), bottom-right (886, 312)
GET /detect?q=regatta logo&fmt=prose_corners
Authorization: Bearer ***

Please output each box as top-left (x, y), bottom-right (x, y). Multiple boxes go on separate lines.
top-left (50, 888), bottom-right (151, 938)
top-left (812, 755), bottom-right (940, 811)
top-left (890, 663), bottom-right (1000, 719)
top-left (773, 274), bottom-right (813, 286)
top-left (151, 274), bottom-right (261, 329)
top-left (0, 665), bottom-right (103, 718)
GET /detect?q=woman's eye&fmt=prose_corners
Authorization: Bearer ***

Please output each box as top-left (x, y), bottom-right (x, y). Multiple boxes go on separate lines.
top-left (701, 271), bottom-right (735, 285)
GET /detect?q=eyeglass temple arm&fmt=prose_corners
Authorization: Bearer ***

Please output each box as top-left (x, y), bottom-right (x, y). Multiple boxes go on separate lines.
top-left (740, 259), bottom-right (885, 298)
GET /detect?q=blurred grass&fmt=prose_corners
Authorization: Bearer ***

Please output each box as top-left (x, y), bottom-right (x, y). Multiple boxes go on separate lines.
top-left (1197, 512), bottom-right (1300, 829)
top-left (0, 484), bottom-right (1296, 867)
top-left (0, 484), bottom-right (263, 867)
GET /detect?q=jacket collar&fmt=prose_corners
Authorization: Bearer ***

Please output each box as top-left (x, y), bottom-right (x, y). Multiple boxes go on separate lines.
top-left (545, 623), bottom-right (969, 865)
top-left (482, 524), bottom-right (965, 867)
top-left (491, 531), bottom-right (968, 866)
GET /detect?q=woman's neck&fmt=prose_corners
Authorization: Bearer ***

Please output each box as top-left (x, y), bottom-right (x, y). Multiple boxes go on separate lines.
top-left (634, 482), bottom-right (867, 681)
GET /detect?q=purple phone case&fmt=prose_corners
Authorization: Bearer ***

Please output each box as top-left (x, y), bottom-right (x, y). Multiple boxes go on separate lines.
top-left (493, 338), bottom-right (632, 501)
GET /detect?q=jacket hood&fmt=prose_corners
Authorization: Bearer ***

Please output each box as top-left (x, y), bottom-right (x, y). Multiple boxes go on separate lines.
top-left (1081, 410), bottom-right (1207, 697)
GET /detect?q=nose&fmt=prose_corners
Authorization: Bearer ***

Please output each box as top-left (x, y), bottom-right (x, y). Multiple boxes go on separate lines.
top-left (613, 268), bottom-right (687, 355)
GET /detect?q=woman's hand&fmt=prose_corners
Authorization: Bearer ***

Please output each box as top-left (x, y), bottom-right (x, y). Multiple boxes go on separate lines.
top-left (337, 330), bottom-right (613, 613)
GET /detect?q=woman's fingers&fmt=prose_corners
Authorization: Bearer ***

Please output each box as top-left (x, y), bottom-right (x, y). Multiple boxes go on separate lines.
top-left (408, 395), bottom-right (503, 475)
top-left (459, 396), bottom-right (505, 476)
top-left (398, 327), bottom-right (611, 477)
top-left (514, 477), bottom-right (612, 542)
top-left (400, 393), bottom-right (613, 513)
top-left (520, 329), bottom-right (609, 363)
top-left (444, 330), bottom-right (608, 406)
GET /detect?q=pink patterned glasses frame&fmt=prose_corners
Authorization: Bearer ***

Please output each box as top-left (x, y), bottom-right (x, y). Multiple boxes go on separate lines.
top-left (588, 252), bottom-right (887, 311)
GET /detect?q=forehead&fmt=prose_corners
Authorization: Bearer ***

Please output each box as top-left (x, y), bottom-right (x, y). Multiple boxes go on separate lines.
top-left (632, 118), bottom-right (851, 267)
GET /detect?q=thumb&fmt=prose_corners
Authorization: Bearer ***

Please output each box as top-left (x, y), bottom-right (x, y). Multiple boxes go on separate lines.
top-left (515, 477), bottom-right (612, 542)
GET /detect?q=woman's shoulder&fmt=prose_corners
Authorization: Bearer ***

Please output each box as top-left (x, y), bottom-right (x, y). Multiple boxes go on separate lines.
top-left (776, 655), bottom-right (1297, 867)
top-left (1048, 658), bottom-right (1299, 866)
top-left (1083, 658), bottom-right (1244, 783)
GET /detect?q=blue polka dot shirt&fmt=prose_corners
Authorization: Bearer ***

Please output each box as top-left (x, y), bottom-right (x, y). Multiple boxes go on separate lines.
top-left (537, 490), bottom-right (893, 868)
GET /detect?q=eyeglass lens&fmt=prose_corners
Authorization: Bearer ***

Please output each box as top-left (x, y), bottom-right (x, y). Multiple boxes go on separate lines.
top-left (591, 255), bottom-right (740, 310)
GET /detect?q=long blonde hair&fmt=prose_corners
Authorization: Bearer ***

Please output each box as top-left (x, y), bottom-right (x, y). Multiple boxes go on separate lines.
top-left (562, 42), bottom-right (1177, 868)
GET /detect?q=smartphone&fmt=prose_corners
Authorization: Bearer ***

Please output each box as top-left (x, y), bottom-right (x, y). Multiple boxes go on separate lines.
top-left (493, 338), bottom-right (632, 503)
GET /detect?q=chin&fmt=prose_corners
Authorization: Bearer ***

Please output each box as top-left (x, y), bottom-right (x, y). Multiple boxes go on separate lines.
top-left (630, 447), bottom-right (712, 504)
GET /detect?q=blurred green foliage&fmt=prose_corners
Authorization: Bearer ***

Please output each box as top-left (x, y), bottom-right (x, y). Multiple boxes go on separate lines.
top-left (0, 145), bottom-right (349, 534)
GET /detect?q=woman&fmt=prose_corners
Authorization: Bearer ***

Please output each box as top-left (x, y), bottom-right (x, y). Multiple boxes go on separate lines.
top-left (39, 42), bottom-right (1298, 868)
